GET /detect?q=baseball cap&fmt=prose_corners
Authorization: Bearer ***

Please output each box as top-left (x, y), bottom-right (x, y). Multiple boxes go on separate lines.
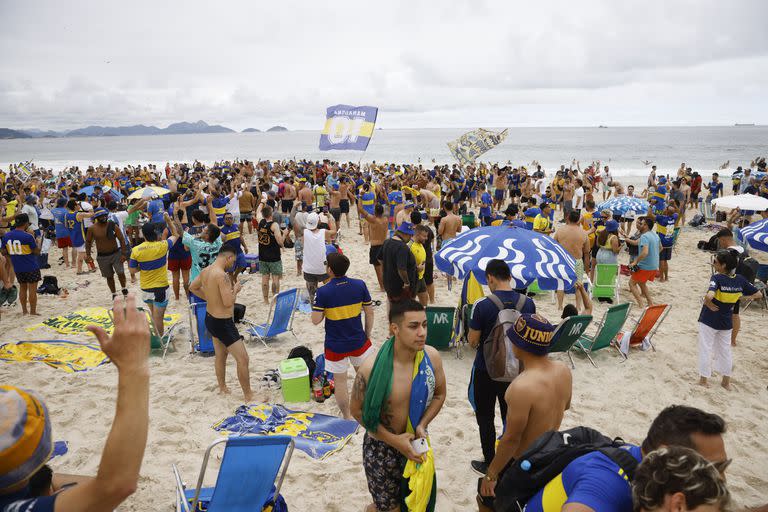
top-left (506, 313), bottom-right (556, 356)
top-left (404, 201), bottom-right (414, 209)
top-left (0, 386), bottom-right (53, 491)
top-left (397, 222), bottom-right (415, 235)
top-left (605, 219), bottom-right (620, 232)
top-left (305, 212), bottom-right (319, 229)
top-left (658, 176), bottom-right (667, 184)
top-left (93, 207), bottom-right (109, 218)
top-left (25, 194), bottom-right (38, 204)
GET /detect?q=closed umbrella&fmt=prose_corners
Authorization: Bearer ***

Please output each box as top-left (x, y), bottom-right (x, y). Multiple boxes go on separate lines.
top-left (435, 226), bottom-right (576, 289)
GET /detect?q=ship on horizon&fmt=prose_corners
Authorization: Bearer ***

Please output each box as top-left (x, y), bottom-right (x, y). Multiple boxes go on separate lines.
top-left (734, 123), bottom-right (756, 126)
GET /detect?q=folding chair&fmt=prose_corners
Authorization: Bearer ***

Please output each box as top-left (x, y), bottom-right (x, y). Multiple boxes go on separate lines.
top-left (425, 306), bottom-right (455, 350)
top-left (188, 300), bottom-right (214, 354)
top-left (241, 288), bottom-right (299, 348)
top-left (108, 307), bottom-right (178, 359)
top-left (173, 435), bottom-right (294, 512)
top-left (591, 264), bottom-right (620, 304)
top-left (619, 304), bottom-right (671, 353)
top-left (526, 279), bottom-right (555, 303)
top-left (549, 315), bottom-right (593, 368)
top-left (574, 303), bottom-right (632, 367)
top-left (741, 282), bottom-right (768, 312)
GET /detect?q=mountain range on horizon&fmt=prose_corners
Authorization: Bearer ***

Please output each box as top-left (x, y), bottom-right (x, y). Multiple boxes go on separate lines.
top-left (0, 120), bottom-right (288, 139)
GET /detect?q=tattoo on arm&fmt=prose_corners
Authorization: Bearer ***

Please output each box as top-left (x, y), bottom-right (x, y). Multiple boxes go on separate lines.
top-left (352, 374), bottom-right (367, 401)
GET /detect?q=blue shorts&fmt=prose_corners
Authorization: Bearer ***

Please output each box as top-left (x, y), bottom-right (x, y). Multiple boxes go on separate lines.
top-left (142, 287), bottom-right (169, 308)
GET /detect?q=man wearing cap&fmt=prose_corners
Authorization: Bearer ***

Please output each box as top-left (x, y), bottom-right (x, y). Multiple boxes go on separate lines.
top-left (396, 201), bottom-right (414, 227)
top-left (379, 221), bottom-right (417, 305)
top-left (646, 203), bottom-right (679, 282)
top-left (532, 203), bottom-right (554, 234)
top-left (626, 216), bottom-right (660, 307)
top-left (0, 293), bottom-right (151, 511)
top-left (303, 211), bottom-right (334, 303)
top-left (20, 194), bottom-right (41, 237)
top-left (478, 313), bottom-right (572, 510)
top-left (85, 208), bottom-right (130, 299)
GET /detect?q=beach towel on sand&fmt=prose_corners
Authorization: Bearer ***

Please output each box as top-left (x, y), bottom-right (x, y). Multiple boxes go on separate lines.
top-left (26, 307), bottom-right (180, 336)
top-left (0, 340), bottom-right (109, 372)
top-left (362, 337), bottom-right (437, 512)
top-left (212, 404), bottom-right (358, 460)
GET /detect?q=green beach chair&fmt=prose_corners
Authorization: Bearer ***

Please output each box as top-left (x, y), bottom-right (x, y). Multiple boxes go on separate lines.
top-left (549, 315), bottom-right (593, 368)
top-left (574, 303), bottom-right (632, 367)
top-left (591, 264), bottom-right (619, 304)
top-left (426, 306), bottom-right (455, 350)
top-left (107, 307), bottom-right (177, 359)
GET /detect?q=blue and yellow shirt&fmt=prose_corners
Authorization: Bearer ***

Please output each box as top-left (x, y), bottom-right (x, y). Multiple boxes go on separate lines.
top-left (524, 445), bottom-right (641, 512)
top-left (65, 211), bottom-right (86, 247)
top-left (699, 273), bottom-right (758, 330)
top-left (312, 277), bottom-right (372, 357)
top-left (2, 230), bottom-right (39, 273)
top-left (209, 197), bottom-right (230, 226)
top-left (654, 214), bottom-right (678, 247)
top-left (480, 192), bottom-right (492, 217)
top-left (221, 225), bottom-right (243, 253)
top-left (129, 239), bottom-right (173, 290)
top-left (360, 192), bottom-right (376, 215)
top-left (523, 207), bottom-right (541, 230)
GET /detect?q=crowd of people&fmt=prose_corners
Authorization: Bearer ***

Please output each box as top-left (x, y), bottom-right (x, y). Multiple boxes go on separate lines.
top-left (2, 156), bottom-right (767, 511)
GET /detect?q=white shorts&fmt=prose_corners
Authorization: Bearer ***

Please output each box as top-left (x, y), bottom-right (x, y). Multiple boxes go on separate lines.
top-left (74, 245), bottom-right (86, 253)
top-left (324, 344), bottom-right (373, 373)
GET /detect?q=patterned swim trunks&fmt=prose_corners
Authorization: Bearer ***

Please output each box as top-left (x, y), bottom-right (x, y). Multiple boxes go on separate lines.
top-left (362, 433), bottom-right (405, 511)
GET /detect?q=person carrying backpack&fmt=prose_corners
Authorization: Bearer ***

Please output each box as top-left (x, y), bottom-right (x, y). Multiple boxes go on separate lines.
top-left (468, 259), bottom-right (536, 475)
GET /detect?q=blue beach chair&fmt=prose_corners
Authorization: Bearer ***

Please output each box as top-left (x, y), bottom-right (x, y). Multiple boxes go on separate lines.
top-left (172, 435), bottom-right (294, 512)
top-left (242, 288), bottom-right (299, 347)
top-left (188, 300), bottom-right (214, 354)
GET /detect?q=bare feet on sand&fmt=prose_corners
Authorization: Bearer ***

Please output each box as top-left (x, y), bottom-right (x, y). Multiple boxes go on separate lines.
top-left (218, 386), bottom-right (232, 395)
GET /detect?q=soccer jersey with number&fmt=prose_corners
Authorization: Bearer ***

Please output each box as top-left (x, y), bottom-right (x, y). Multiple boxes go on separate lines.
top-left (129, 239), bottom-right (172, 290)
top-left (183, 231), bottom-right (222, 282)
top-left (2, 230), bottom-right (39, 273)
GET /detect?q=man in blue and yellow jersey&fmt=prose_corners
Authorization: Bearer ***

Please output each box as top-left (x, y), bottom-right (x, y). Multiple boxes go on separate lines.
top-left (1, 213), bottom-right (41, 315)
top-left (311, 253), bottom-right (373, 419)
top-left (359, 183), bottom-right (376, 242)
top-left (129, 212), bottom-right (180, 335)
top-left (221, 212), bottom-right (250, 279)
top-left (65, 198), bottom-right (95, 274)
top-left (647, 203), bottom-right (679, 283)
top-left (533, 204), bottom-right (554, 234)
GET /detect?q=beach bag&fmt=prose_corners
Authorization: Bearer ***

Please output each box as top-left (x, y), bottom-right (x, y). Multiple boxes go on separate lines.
top-left (482, 293), bottom-right (528, 382)
top-left (697, 233), bottom-right (720, 252)
top-left (233, 303), bottom-right (246, 323)
top-left (37, 275), bottom-right (59, 295)
top-left (688, 213), bottom-right (705, 227)
top-left (493, 427), bottom-right (639, 512)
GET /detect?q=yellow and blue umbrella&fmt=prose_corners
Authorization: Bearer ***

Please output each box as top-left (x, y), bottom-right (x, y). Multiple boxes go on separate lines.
top-left (127, 186), bottom-right (170, 200)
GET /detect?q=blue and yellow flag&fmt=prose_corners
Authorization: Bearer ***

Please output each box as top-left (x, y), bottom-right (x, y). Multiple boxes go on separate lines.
top-left (319, 104), bottom-right (378, 151)
top-left (0, 340), bottom-right (109, 372)
top-left (447, 128), bottom-right (508, 165)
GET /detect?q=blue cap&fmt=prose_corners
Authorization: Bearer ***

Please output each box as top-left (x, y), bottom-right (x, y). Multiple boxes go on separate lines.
top-left (658, 176), bottom-right (667, 184)
top-left (397, 222), bottom-right (415, 235)
top-left (605, 219), bottom-right (619, 232)
top-left (404, 201), bottom-right (414, 208)
top-left (25, 194), bottom-right (38, 204)
top-left (93, 207), bottom-right (109, 218)
top-left (506, 313), bottom-right (556, 356)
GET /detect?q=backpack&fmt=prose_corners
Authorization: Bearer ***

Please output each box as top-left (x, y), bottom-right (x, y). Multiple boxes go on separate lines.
top-left (688, 213), bottom-right (705, 227)
top-left (697, 233), bottom-right (720, 252)
top-left (494, 426), bottom-right (640, 512)
top-left (37, 275), bottom-right (59, 295)
top-left (736, 254), bottom-right (759, 284)
top-left (482, 293), bottom-right (528, 382)
top-left (287, 346), bottom-right (316, 389)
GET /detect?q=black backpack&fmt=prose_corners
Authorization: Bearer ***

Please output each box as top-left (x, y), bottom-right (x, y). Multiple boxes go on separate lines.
top-left (736, 254), bottom-right (759, 284)
top-left (494, 426), bottom-right (639, 512)
top-left (37, 275), bottom-right (59, 295)
top-left (287, 346), bottom-right (316, 389)
top-left (688, 213), bottom-right (705, 227)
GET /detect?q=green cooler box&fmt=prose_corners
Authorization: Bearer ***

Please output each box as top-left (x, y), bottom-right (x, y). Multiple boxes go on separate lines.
top-left (279, 358), bottom-right (310, 402)
top-left (426, 306), bottom-right (456, 350)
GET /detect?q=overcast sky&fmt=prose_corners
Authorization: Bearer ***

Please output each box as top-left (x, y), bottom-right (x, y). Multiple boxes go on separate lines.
top-left (1, 0), bottom-right (767, 131)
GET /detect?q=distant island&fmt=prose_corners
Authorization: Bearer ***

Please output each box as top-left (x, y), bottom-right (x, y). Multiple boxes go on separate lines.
top-left (267, 126), bottom-right (288, 132)
top-left (242, 128), bottom-right (261, 133)
top-left (0, 120), bottom-right (237, 139)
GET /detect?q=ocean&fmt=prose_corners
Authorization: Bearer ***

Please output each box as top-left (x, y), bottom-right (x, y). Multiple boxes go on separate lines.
top-left (1, 126), bottom-right (764, 183)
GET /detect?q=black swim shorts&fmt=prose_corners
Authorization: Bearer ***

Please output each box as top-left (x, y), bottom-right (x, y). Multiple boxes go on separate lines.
top-left (369, 244), bottom-right (383, 266)
top-left (281, 199), bottom-right (294, 214)
top-left (363, 433), bottom-right (405, 512)
top-left (204, 313), bottom-right (241, 347)
top-left (339, 199), bottom-right (350, 214)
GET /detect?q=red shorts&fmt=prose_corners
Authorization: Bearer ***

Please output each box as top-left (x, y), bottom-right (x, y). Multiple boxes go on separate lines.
top-left (56, 237), bottom-right (72, 248)
top-left (168, 255), bottom-right (192, 271)
top-left (631, 269), bottom-right (656, 283)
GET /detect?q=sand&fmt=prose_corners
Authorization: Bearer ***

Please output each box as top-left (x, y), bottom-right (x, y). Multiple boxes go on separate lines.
top-left (1, 223), bottom-right (767, 510)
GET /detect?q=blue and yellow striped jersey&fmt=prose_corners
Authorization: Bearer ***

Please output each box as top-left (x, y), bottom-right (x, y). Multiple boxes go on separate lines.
top-left (698, 272), bottom-right (758, 330)
top-left (129, 239), bottom-right (172, 290)
top-left (2, 230), bottom-right (39, 273)
top-left (312, 277), bottom-right (372, 355)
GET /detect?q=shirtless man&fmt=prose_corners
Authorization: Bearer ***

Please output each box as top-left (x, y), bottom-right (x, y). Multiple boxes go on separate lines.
top-left (358, 201), bottom-right (389, 290)
top-left (189, 245), bottom-right (253, 401)
top-left (419, 186), bottom-right (440, 221)
top-left (561, 176), bottom-right (575, 222)
top-left (438, 201), bottom-right (462, 288)
top-left (85, 208), bottom-right (130, 298)
top-left (478, 313), bottom-right (572, 511)
top-left (351, 300), bottom-right (447, 512)
top-left (328, 183), bottom-right (342, 225)
top-left (493, 169), bottom-right (507, 211)
top-left (553, 210), bottom-right (592, 315)
top-left (338, 177), bottom-right (354, 229)
top-left (297, 180), bottom-right (313, 208)
top-left (281, 177), bottom-right (297, 215)
top-left (395, 201), bottom-right (414, 227)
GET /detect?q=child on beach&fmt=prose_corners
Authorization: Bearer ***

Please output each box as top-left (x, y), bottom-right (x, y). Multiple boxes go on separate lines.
top-left (697, 249), bottom-right (762, 390)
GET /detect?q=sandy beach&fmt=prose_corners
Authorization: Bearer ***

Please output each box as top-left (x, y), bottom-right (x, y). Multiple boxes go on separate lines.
top-left (2, 224), bottom-right (767, 510)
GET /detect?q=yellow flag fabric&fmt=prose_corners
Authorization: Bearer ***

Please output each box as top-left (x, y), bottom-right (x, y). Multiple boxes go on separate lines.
top-left (0, 340), bottom-right (109, 372)
top-left (27, 307), bottom-right (180, 336)
top-left (403, 444), bottom-right (436, 512)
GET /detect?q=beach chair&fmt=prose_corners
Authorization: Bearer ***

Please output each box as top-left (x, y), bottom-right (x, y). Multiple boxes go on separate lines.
top-left (241, 288), bottom-right (299, 347)
top-left (426, 306), bottom-right (455, 350)
top-left (526, 279), bottom-right (555, 303)
top-left (188, 301), bottom-right (214, 354)
top-left (574, 303), bottom-right (632, 367)
top-left (108, 307), bottom-right (178, 359)
top-left (618, 304), bottom-right (670, 353)
top-left (591, 264), bottom-right (620, 304)
top-left (549, 315), bottom-right (593, 368)
top-left (172, 435), bottom-right (294, 512)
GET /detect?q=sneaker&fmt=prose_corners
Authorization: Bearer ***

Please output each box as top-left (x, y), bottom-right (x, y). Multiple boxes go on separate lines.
top-left (471, 460), bottom-right (489, 475)
top-left (0, 287), bottom-right (8, 306)
top-left (5, 286), bottom-right (18, 306)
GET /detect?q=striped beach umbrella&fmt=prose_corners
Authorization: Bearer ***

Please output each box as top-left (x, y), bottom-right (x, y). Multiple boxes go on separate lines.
top-left (435, 226), bottom-right (576, 289)
top-left (739, 218), bottom-right (768, 253)
top-left (597, 196), bottom-right (650, 217)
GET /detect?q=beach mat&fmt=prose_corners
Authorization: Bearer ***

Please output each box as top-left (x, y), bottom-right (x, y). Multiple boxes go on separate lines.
top-left (26, 307), bottom-right (180, 336)
top-left (212, 404), bottom-right (358, 460)
top-left (0, 340), bottom-right (110, 372)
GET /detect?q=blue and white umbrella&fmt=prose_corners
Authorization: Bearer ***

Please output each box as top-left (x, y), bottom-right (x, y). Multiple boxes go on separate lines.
top-left (597, 196), bottom-right (649, 217)
top-left (78, 185), bottom-right (123, 200)
top-left (435, 226), bottom-right (577, 289)
top-left (739, 217), bottom-right (768, 253)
